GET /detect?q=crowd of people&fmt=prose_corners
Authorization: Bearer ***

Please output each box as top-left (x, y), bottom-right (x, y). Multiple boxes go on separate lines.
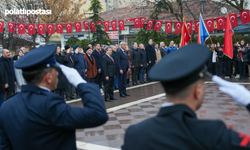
top-left (2, 39), bottom-right (250, 103)
top-left (0, 39), bottom-right (180, 103)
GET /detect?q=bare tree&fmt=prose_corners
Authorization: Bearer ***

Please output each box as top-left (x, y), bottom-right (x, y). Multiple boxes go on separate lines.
top-left (220, 0), bottom-right (248, 11)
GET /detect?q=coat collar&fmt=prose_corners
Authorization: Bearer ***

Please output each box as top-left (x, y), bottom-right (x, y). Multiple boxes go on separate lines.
top-left (21, 84), bottom-right (50, 94)
top-left (157, 104), bottom-right (197, 118)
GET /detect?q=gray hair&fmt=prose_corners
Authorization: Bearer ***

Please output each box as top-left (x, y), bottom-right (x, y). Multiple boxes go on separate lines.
top-left (105, 46), bottom-right (112, 52)
top-left (120, 41), bottom-right (126, 47)
top-left (160, 42), bottom-right (164, 46)
top-left (139, 44), bottom-right (144, 47)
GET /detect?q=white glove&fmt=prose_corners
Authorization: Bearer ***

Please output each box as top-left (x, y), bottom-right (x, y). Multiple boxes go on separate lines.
top-left (59, 65), bottom-right (87, 87)
top-left (212, 75), bottom-right (250, 106)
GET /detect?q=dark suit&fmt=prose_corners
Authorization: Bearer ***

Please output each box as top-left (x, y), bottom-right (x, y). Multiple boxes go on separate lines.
top-left (145, 44), bottom-right (156, 81)
top-left (55, 53), bottom-right (67, 98)
top-left (0, 83), bottom-right (108, 150)
top-left (63, 53), bottom-right (75, 98)
top-left (116, 49), bottom-right (130, 95)
top-left (122, 104), bottom-right (250, 150)
top-left (92, 50), bottom-right (104, 89)
top-left (102, 54), bottom-right (116, 99)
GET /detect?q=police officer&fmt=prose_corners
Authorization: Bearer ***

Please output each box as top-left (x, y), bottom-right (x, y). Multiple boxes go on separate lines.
top-left (122, 44), bottom-right (250, 150)
top-left (0, 45), bottom-right (108, 150)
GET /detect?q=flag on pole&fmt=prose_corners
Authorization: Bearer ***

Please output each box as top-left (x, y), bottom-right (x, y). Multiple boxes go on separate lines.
top-left (197, 14), bottom-right (209, 44)
top-left (180, 19), bottom-right (191, 47)
top-left (223, 13), bottom-right (234, 59)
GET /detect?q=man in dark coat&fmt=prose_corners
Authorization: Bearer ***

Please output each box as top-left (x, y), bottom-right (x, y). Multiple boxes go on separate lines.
top-left (63, 45), bottom-right (76, 101)
top-left (102, 46), bottom-right (117, 102)
top-left (111, 45), bottom-right (118, 90)
top-left (92, 43), bottom-right (104, 93)
top-left (159, 42), bottom-right (167, 58)
top-left (116, 42), bottom-right (131, 97)
top-left (130, 43), bottom-right (141, 85)
top-left (0, 49), bottom-right (15, 101)
top-left (139, 44), bottom-right (148, 84)
top-left (54, 46), bottom-right (66, 98)
top-left (0, 62), bottom-right (8, 106)
top-left (122, 44), bottom-right (250, 150)
top-left (0, 45), bottom-right (108, 150)
top-left (145, 39), bottom-right (156, 82)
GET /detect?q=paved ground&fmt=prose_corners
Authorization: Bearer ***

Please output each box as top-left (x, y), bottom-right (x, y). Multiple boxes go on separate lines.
top-left (69, 79), bottom-right (250, 150)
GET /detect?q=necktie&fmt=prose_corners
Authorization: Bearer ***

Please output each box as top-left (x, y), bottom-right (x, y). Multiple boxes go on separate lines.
top-left (98, 51), bottom-right (101, 55)
top-left (109, 56), bottom-right (114, 63)
top-left (69, 56), bottom-right (73, 62)
top-left (89, 55), bottom-right (93, 62)
top-left (123, 50), bottom-right (126, 56)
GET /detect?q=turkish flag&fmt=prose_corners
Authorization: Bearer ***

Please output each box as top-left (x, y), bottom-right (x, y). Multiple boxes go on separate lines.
top-left (90, 21), bottom-right (96, 31)
top-left (46, 24), bottom-right (55, 34)
top-left (174, 21), bottom-right (182, 34)
top-left (186, 21), bottom-right (193, 34)
top-left (240, 10), bottom-right (250, 25)
top-left (17, 23), bottom-right (25, 34)
top-left (216, 16), bottom-right (225, 30)
top-left (195, 21), bottom-right (199, 33)
top-left (83, 21), bottom-right (89, 31)
top-left (118, 20), bottom-right (125, 31)
top-left (180, 21), bottom-right (191, 47)
top-left (126, 18), bottom-right (133, 22)
top-left (154, 20), bottom-right (163, 31)
top-left (205, 19), bottom-right (214, 32)
top-left (8, 22), bottom-right (15, 33)
top-left (27, 23), bottom-right (35, 35)
top-left (97, 21), bottom-right (102, 25)
top-left (65, 23), bottom-right (73, 33)
top-left (223, 13), bottom-right (234, 59)
top-left (0, 21), bottom-right (4, 32)
top-left (230, 13), bottom-right (238, 27)
top-left (133, 17), bottom-right (140, 28)
top-left (111, 21), bottom-right (117, 31)
top-left (140, 17), bottom-right (146, 28)
top-left (104, 21), bottom-right (109, 31)
top-left (146, 19), bottom-right (154, 30)
top-left (56, 23), bottom-right (63, 33)
top-left (165, 21), bottom-right (172, 33)
top-left (37, 24), bottom-right (45, 34)
top-left (74, 22), bottom-right (82, 32)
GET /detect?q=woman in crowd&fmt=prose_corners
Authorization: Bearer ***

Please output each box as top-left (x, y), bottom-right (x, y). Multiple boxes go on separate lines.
top-left (237, 40), bottom-right (249, 80)
top-left (155, 43), bottom-right (162, 63)
top-left (126, 45), bottom-right (132, 87)
top-left (84, 47), bottom-right (98, 83)
top-left (14, 49), bottom-right (26, 93)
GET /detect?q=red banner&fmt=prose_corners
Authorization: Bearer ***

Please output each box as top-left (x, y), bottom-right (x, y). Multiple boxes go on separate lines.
top-left (240, 10), bottom-right (250, 25)
top-left (74, 22), bottom-right (82, 32)
top-left (205, 19), bottom-right (214, 32)
top-left (216, 16), bottom-right (225, 30)
top-left (165, 21), bottom-right (172, 33)
top-left (97, 21), bottom-right (102, 25)
top-left (174, 21), bottom-right (182, 34)
top-left (56, 23), bottom-right (63, 33)
top-left (37, 24), bottom-right (45, 34)
top-left (195, 21), bottom-right (199, 33)
top-left (133, 17), bottom-right (140, 28)
top-left (0, 21), bottom-right (4, 32)
top-left (46, 24), bottom-right (55, 34)
top-left (126, 18), bottom-right (133, 22)
top-left (230, 13), bottom-right (238, 27)
top-left (17, 23), bottom-right (25, 34)
top-left (65, 23), bottom-right (73, 33)
top-left (140, 17), bottom-right (146, 28)
top-left (186, 21), bottom-right (193, 34)
top-left (180, 20), bottom-right (191, 47)
top-left (8, 22), bottom-right (15, 33)
top-left (146, 19), bottom-right (154, 30)
top-left (83, 21), bottom-right (89, 31)
top-left (118, 20), bottom-right (124, 31)
top-left (27, 23), bottom-right (35, 34)
top-left (111, 21), bottom-right (117, 31)
top-left (90, 21), bottom-right (96, 31)
top-left (154, 20), bottom-right (163, 31)
top-left (104, 21), bottom-right (109, 31)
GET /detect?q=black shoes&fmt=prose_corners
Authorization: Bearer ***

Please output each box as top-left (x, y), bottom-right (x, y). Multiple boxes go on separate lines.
top-left (76, 95), bottom-right (81, 99)
top-left (105, 98), bottom-right (112, 102)
top-left (70, 96), bottom-right (77, 99)
top-left (66, 97), bottom-right (71, 101)
top-left (120, 94), bottom-right (126, 97)
top-left (110, 97), bottom-right (118, 100)
top-left (124, 93), bottom-right (131, 96)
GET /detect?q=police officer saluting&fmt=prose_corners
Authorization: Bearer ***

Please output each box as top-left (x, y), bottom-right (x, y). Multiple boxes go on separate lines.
top-left (0, 45), bottom-right (108, 149)
top-left (122, 44), bottom-right (250, 150)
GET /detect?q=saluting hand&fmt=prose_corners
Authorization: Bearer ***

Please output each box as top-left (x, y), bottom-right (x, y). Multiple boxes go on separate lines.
top-left (212, 75), bottom-right (250, 106)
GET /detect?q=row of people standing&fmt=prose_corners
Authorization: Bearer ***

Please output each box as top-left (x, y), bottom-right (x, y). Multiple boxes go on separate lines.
top-left (207, 40), bottom-right (250, 80)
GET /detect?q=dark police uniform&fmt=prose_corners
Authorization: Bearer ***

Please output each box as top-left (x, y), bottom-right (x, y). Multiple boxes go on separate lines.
top-left (122, 44), bottom-right (250, 150)
top-left (0, 45), bottom-right (108, 150)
